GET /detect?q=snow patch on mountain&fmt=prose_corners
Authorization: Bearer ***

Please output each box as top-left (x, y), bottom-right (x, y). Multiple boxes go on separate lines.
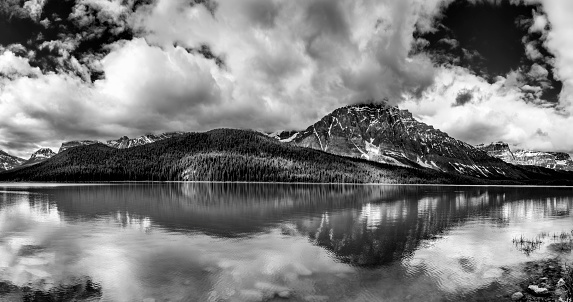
top-left (29, 148), bottom-right (56, 160)
top-left (0, 150), bottom-right (25, 171)
top-left (476, 142), bottom-right (573, 171)
top-left (283, 102), bottom-right (522, 178)
top-left (58, 140), bottom-right (101, 153)
top-left (106, 132), bottom-right (186, 149)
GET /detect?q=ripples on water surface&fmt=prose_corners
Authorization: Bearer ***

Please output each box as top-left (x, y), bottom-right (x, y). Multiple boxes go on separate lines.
top-left (0, 183), bottom-right (572, 301)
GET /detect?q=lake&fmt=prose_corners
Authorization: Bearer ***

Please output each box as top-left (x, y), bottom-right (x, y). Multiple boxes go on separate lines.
top-left (0, 183), bottom-right (572, 301)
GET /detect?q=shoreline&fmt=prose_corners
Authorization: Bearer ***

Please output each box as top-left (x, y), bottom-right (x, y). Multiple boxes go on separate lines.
top-left (0, 180), bottom-right (572, 188)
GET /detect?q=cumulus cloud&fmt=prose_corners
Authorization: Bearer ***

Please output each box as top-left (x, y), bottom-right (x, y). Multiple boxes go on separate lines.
top-left (524, 41), bottom-right (543, 60)
top-left (542, 0), bottom-right (573, 109)
top-left (23, 0), bottom-right (47, 21)
top-left (2, 0), bottom-right (573, 158)
top-left (529, 10), bottom-right (548, 33)
top-left (0, 50), bottom-right (41, 79)
top-left (0, 0), bottom-right (456, 158)
top-left (402, 66), bottom-right (573, 153)
top-left (527, 63), bottom-right (548, 80)
top-left (0, 39), bottom-right (227, 153)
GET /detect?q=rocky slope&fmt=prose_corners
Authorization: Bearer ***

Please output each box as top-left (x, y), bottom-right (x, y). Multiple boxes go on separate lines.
top-left (0, 150), bottom-right (25, 171)
top-left (267, 130), bottom-right (300, 143)
top-left (476, 142), bottom-right (573, 171)
top-left (279, 103), bottom-right (524, 179)
top-left (58, 140), bottom-right (100, 153)
top-left (106, 132), bottom-right (185, 149)
top-left (23, 148), bottom-right (57, 166)
top-left (474, 142), bottom-right (515, 162)
top-left (57, 132), bottom-right (187, 154)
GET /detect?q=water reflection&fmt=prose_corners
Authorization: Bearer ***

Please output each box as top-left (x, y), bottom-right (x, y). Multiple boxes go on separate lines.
top-left (0, 183), bottom-right (572, 301)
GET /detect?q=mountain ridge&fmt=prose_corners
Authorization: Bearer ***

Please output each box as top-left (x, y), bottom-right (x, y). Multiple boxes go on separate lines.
top-left (273, 103), bottom-right (524, 179)
top-left (0, 129), bottom-right (475, 184)
top-left (476, 141), bottom-right (573, 171)
top-left (1, 103), bottom-right (572, 184)
top-left (22, 148), bottom-right (57, 167)
top-left (0, 150), bottom-right (25, 171)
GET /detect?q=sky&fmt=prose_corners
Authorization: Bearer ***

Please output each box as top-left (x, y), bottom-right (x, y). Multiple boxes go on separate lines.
top-left (0, 0), bottom-right (572, 158)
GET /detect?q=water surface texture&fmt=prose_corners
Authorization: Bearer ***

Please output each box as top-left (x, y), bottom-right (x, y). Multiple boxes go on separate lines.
top-left (0, 183), bottom-right (572, 301)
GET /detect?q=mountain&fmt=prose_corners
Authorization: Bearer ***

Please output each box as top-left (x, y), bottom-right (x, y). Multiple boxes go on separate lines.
top-left (57, 132), bottom-right (187, 154)
top-left (105, 132), bottom-right (185, 149)
top-left (58, 140), bottom-right (100, 153)
top-left (476, 142), bottom-right (573, 171)
top-left (22, 148), bottom-right (57, 166)
top-left (0, 129), bottom-right (479, 184)
top-left (474, 141), bottom-right (515, 162)
top-left (266, 130), bottom-right (300, 143)
top-left (0, 150), bottom-right (25, 171)
top-left (283, 103), bottom-right (524, 179)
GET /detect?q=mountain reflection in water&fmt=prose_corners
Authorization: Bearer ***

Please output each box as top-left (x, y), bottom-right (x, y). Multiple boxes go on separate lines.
top-left (0, 183), bottom-right (572, 301)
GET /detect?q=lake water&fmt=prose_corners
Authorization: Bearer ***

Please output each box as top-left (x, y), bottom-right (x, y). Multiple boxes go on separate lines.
top-left (0, 183), bottom-right (572, 302)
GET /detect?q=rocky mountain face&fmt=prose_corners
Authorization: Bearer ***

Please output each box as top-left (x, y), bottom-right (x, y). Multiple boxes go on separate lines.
top-left (277, 103), bottom-right (524, 178)
top-left (23, 148), bottom-right (57, 166)
top-left (0, 150), bottom-right (25, 171)
top-left (477, 142), bottom-right (573, 171)
top-left (29, 148), bottom-right (57, 160)
top-left (0, 132), bottom-right (189, 172)
top-left (267, 131), bottom-right (300, 143)
top-left (57, 132), bottom-right (187, 153)
top-left (106, 132), bottom-right (185, 149)
top-left (474, 142), bottom-right (515, 162)
top-left (58, 140), bottom-right (101, 153)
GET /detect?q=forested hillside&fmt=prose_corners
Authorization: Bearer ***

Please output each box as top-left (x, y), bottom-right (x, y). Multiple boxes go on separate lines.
top-left (0, 129), bottom-right (481, 184)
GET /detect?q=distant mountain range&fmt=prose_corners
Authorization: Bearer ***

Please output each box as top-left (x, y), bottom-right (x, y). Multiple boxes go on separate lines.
top-left (0, 129), bottom-right (470, 184)
top-left (58, 132), bottom-right (186, 153)
top-left (0, 132), bottom-right (187, 171)
top-left (0, 102), bottom-right (572, 184)
top-left (476, 141), bottom-right (573, 171)
top-left (22, 148), bottom-right (57, 166)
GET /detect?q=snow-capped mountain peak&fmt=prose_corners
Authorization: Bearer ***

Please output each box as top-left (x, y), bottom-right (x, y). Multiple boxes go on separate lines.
top-left (105, 132), bottom-right (186, 149)
top-left (0, 150), bottom-right (25, 171)
top-left (271, 102), bottom-right (524, 178)
top-left (477, 142), bottom-right (573, 171)
top-left (29, 148), bottom-right (56, 160)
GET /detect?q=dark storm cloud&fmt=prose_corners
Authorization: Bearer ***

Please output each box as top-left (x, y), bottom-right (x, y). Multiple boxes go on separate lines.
top-left (241, 0), bottom-right (280, 28)
top-left (448, 118), bottom-right (505, 145)
top-left (302, 0), bottom-right (350, 63)
top-left (452, 88), bottom-right (473, 107)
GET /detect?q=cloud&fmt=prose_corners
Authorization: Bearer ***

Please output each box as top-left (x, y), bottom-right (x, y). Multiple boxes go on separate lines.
top-left (0, 39), bottom-right (226, 156)
top-left (527, 63), bottom-right (548, 80)
top-left (529, 10), bottom-right (548, 33)
top-left (0, 50), bottom-right (41, 79)
top-left (2, 0), bottom-right (573, 158)
top-left (524, 41), bottom-right (543, 60)
top-left (452, 88), bottom-right (474, 107)
top-left (542, 0), bottom-right (573, 109)
top-left (438, 38), bottom-right (459, 48)
top-left (402, 66), bottom-right (573, 153)
top-left (0, 0), bottom-right (455, 157)
top-left (23, 0), bottom-right (47, 21)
